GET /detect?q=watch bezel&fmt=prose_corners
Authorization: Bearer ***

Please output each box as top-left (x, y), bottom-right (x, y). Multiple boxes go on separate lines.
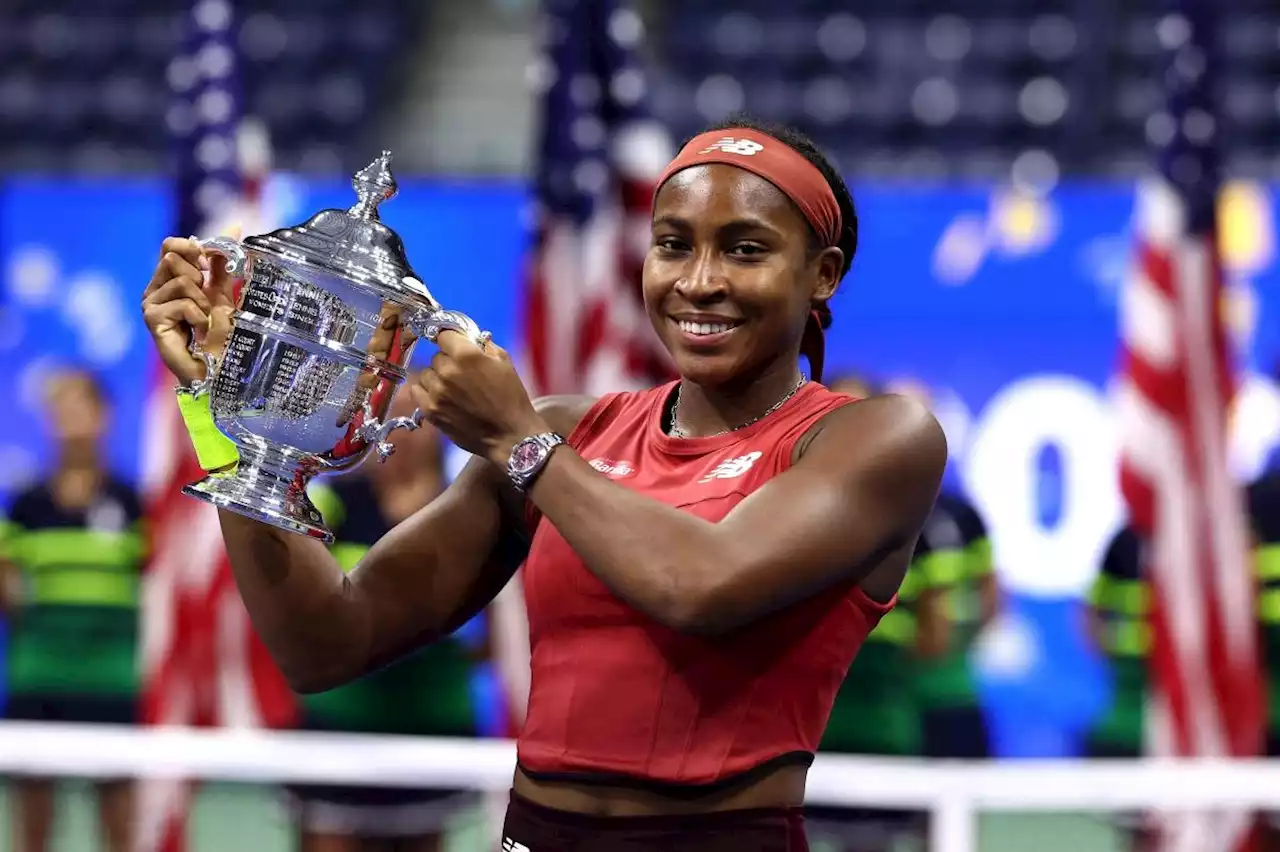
top-left (507, 432), bottom-right (565, 492)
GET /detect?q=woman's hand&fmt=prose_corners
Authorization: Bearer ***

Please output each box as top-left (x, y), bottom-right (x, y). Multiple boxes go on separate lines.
top-left (409, 331), bottom-right (549, 467)
top-left (140, 236), bottom-right (237, 386)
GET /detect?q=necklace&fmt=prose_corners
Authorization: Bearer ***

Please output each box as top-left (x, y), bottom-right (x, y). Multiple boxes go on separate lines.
top-left (668, 375), bottom-right (807, 439)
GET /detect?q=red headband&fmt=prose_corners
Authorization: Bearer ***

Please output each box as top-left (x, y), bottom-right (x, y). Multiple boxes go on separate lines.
top-left (654, 129), bottom-right (843, 248)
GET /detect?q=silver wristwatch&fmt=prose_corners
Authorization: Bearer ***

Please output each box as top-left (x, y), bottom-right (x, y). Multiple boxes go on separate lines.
top-left (506, 432), bottom-right (565, 493)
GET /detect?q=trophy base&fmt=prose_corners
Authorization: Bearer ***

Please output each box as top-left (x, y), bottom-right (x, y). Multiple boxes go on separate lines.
top-left (181, 450), bottom-right (334, 544)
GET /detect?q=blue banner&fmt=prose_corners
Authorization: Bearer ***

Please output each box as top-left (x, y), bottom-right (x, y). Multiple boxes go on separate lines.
top-left (3, 176), bottom-right (1278, 753)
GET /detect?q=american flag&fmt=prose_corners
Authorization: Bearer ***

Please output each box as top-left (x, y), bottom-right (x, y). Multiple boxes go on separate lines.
top-left (494, 0), bottom-right (674, 729)
top-left (139, 2), bottom-right (294, 850)
top-left (1117, 3), bottom-right (1263, 850)
top-left (519, 0), bottom-right (673, 399)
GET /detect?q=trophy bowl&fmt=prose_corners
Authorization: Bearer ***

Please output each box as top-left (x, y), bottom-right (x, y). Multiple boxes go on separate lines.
top-left (181, 151), bottom-right (485, 543)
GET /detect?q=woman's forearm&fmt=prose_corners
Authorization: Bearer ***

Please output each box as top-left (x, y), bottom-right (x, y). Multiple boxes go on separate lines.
top-left (218, 510), bottom-right (373, 693)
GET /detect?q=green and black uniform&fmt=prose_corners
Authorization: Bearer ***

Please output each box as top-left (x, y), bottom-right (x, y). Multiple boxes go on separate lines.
top-left (1085, 525), bottom-right (1148, 758)
top-left (808, 504), bottom-right (965, 846)
top-left (1247, 472), bottom-right (1280, 757)
top-left (917, 491), bottom-right (992, 758)
top-left (0, 479), bottom-right (145, 725)
top-left (820, 500), bottom-right (971, 756)
top-left (1088, 497), bottom-right (1280, 760)
top-left (286, 476), bottom-right (480, 836)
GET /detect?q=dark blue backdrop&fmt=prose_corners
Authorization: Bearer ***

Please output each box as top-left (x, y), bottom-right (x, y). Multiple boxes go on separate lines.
top-left (3, 175), bottom-right (1279, 752)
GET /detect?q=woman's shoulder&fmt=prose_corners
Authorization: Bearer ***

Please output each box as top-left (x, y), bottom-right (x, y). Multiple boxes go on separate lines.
top-left (534, 383), bottom-right (674, 442)
top-left (532, 394), bottom-right (600, 436)
top-left (800, 392), bottom-right (947, 474)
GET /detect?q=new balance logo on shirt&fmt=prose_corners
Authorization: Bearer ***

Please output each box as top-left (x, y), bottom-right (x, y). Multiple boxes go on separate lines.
top-left (502, 839), bottom-right (531, 852)
top-left (699, 451), bottom-right (763, 483)
top-left (698, 137), bottom-right (764, 156)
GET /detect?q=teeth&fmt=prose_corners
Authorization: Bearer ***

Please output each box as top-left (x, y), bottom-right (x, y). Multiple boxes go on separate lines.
top-left (678, 320), bottom-right (734, 335)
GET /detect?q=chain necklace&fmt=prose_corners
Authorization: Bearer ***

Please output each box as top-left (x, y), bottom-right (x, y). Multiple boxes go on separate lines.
top-left (668, 375), bottom-right (807, 439)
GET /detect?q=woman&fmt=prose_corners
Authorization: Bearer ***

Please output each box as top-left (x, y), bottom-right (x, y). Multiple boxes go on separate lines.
top-left (288, 392), bottom-right (484, 852)
top-left (141, 116), bottom-right (946, 851)
top-left (0, 370), bottom-right (142, 852)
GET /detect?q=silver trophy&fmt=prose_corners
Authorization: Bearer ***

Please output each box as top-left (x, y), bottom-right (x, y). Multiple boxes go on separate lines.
top-left (181, 151), bottom-right (485, 543)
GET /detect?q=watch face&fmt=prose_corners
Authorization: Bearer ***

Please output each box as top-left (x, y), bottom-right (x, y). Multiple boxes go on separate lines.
top-left (512, 440), bottom-right (545, 474)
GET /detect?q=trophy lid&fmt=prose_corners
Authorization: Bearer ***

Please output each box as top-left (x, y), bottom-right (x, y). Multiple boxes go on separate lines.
top-left (242, 151), bottom-right (434, 304)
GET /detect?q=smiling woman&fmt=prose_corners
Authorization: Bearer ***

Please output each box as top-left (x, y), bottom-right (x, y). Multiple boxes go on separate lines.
top-left (138, 113), bottom-right (946, 852)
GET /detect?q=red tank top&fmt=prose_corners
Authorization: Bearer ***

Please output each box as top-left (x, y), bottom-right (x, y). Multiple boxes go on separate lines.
top-left (516, 380), bottom-right (897, 789)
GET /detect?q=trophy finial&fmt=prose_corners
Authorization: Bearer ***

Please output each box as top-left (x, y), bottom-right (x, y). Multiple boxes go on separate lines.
top-left (348, 150), bottom-right (398, 220)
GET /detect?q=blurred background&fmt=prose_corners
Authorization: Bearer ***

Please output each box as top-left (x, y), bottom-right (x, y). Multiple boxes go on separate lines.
top-left (1, 0), bottom-right (1279, 850)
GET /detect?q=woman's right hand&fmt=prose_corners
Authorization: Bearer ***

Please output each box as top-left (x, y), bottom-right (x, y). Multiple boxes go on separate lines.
top-left (141, 236), bottom-right (237, 387)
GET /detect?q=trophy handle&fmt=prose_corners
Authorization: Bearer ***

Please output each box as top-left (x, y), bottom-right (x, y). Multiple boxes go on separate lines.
top-left (184, 236), bottom-right (250, 386)
top-left (196, 236), bottom-right (251, 280)
top-left (356, 402), bottom-right (423, 463)
top-left (409, 307), bottom-right (491, 350)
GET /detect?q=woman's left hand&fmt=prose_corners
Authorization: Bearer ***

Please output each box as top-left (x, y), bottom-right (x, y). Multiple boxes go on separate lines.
top-left (409, 331), bottom-right (549, 467)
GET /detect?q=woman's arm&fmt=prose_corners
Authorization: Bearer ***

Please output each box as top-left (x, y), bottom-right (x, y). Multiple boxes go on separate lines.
top-left (221, 395), bottom-right (593, 693)
top-left (512, 393), bottom-right (947, 635)
top-left (219, 458), bottom-right (514, 693)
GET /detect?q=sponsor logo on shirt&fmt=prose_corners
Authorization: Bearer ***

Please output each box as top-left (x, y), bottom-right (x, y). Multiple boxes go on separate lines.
top-left (502, 839), bottom-right (531, 852)
top-left (699, 451), bottom-right (763, 483)
top-left (588, 457), bottom-right (636, 479)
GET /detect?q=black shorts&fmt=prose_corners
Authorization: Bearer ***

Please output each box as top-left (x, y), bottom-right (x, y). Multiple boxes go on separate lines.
top-left (284, 782), bottom-right (479, 838)
top-left (803, 805), bottom-right (925, 849)
top-left (4, 693), bottom-right (136, 726)
top-left (284, 711), bottom-right (479, 837)
top-left (502, 790), bottom-right (808, 852)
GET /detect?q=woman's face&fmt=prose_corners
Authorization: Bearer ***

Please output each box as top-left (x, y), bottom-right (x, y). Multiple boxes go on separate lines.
top-left (643, 163), bottom-right (840, 387)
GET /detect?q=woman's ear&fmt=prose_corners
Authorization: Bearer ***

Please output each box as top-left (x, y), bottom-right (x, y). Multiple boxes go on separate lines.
top-left (812, 245), bottom-right (843, 303)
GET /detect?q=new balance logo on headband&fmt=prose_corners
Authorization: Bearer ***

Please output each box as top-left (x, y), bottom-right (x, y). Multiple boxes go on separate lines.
top-left (698, 137), bottom-right (764, 156)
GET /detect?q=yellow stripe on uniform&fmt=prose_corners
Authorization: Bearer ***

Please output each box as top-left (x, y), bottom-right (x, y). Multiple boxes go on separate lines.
top-left (916, 550), bottom-right (966, 590)
top-left (1256, 545), bottom-right (1280, 582)
top-left (1257, 587), bottom-right (1280, 625)
top-left (309, 483), bottom-right (346, 533)
top-left (0, 519), bottom-right (20, 560)
top-left (331, 543), bottom-right (369, 574)
top-left (9, 528), bottom-right (145, 572)
top-left (30, 567), bottom-right (139, 606)
top-left (967, 537), bottom-right (994, 579)
top-left (1106, 620), bottom-right (1151, 657)
top-left (867, 607), bottom-right (916, 646)
top-left (1091, 576), bottom-right (1148, 616)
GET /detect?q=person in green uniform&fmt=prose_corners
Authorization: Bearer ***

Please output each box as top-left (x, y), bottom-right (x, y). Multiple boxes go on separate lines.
top-left (1246, 469), bottom-right (1280, 851)
top-left (1085, 525), bottom-right (1148, 760)
top-left (1085, 524), bottom-right (1154, 849)
top-left (0, 370), bottom-right (143, 852)
top-left (916, 490), bottom-right (995, 759)
top-left (285, 392), bottom-right (484, 852)
top-left (807, 373), bottom-right (950, 852)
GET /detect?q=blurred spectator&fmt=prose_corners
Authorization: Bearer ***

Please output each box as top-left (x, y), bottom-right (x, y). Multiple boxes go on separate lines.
top-left (1247, 469), bottom-right (1280, 850)
top-left (285, 391), bottom-right (486, 852)
top-left (916, 491), bottom-right (995, 760)
top-left (1084, 525), bottom-right (1147, 762)
top-left (0, 368), bottom-right (142, 852)
top-left (804, 372), bottom-right (946, 851)
top-left (886, 376), bottom-right (997, 758)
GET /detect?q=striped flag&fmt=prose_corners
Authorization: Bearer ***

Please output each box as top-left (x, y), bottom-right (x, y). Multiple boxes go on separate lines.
top-left (1117, 3), bottom-right (1264, 850)
top-left (495, 0), bottom-right (675, 729)
top-left (139, 2), bottom-right (294, 850)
